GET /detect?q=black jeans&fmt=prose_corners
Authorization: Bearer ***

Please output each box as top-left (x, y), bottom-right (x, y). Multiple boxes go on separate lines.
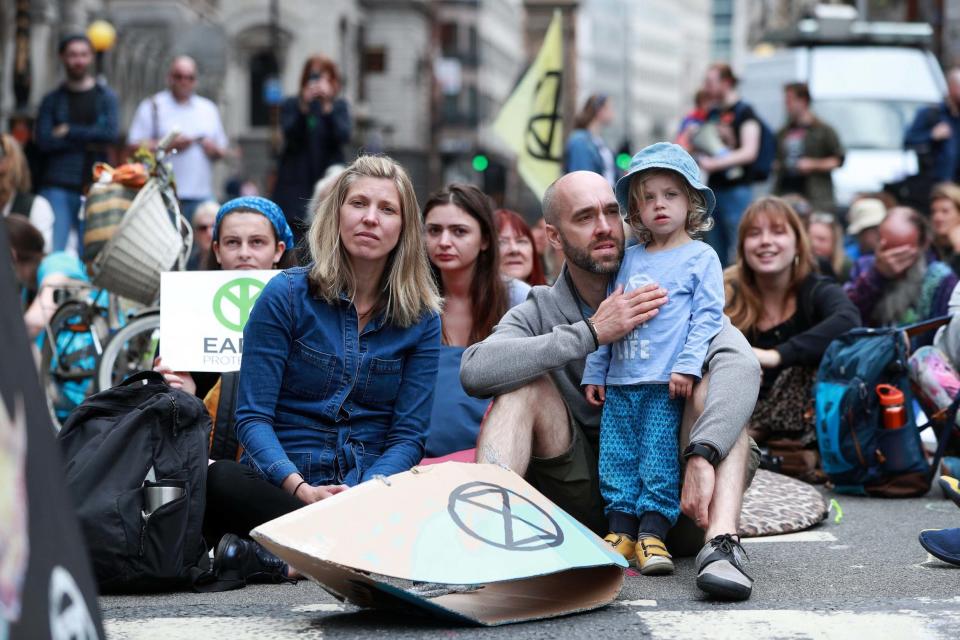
top-left (204, 460), bottom-right (304, 546)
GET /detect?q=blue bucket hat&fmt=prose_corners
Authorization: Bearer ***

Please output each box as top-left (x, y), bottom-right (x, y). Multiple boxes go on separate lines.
top-left (212, 196), bottom-right (295, 250)
top-left (614, 142), bottom-right (716, 219)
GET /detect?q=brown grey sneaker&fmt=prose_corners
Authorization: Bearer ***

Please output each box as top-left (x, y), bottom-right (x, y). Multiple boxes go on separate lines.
top-left (695, 534), bottom-right (752, 600)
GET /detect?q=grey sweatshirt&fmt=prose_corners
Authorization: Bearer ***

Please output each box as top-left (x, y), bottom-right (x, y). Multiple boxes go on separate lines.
top-left (460, 266), bottom-right (761, 459)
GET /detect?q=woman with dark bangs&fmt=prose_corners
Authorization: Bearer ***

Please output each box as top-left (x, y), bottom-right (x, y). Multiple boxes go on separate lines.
top-left (495, 208), bottom-right (547, 286)
top-left (421, 184), bottom-right (530, 459)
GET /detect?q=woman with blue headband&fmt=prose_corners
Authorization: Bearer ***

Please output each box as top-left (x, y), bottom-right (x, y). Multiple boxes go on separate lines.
top-left (153, 196), bottom-right (298, 399)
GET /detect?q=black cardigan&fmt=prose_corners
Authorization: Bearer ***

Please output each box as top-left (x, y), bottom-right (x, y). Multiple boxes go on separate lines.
top-left (749, 273), bottom-right (861, 393)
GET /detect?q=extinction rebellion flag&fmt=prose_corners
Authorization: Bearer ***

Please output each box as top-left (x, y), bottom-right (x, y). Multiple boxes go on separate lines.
top-left (492, 10), bottom-right (564, 200)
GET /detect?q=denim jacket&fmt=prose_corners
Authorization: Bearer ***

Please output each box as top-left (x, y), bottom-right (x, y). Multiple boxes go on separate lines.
top-left (235, 267), bottom-right (441, 487)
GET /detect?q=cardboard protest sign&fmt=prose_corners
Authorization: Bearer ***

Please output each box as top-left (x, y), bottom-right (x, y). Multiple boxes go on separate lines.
top-left (0, 225), bottom-right (104, 639)
top-left (252, 462), bottom-right (626, 626)
top-left (159, 270), bottom-right (281, 372)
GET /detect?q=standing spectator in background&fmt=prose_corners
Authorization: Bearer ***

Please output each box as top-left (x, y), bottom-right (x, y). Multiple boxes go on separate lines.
top-left (844, 197), bottom-right (886, 262)
top-left (675, 89), bottom-right (713, 153)
top-left (272, 56), bottom-right (351, 242)
top-left (929, 182), bottom-right (960, 274)
top-left (697, 63), bottom-right (762, 267)
top-left (35, 34), bottom-right (118, 254)
top-left (773, 83), bottom-right (844, 212)
top-left (496, 209), bottom-right (547, 286)
top-left (1, 134), bottom-right (54, 251)
top-left (904, 67), bottom-right (960, 185)
top-left (128, 56), bottom-right (229, 222)
top-left (845, 207), bottom-right (957, 333)
top-left (807, 212), bottom-right (851, 282)
top-left (564, 94), bottom-right (617, 187)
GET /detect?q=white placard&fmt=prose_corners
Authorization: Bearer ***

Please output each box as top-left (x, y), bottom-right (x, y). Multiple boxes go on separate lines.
top-left (160, 270), bottom-right (282, 372)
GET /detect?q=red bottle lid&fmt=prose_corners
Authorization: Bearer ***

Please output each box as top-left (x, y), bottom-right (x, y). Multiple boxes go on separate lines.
top-left (876, 384), bottom-right (904, 407)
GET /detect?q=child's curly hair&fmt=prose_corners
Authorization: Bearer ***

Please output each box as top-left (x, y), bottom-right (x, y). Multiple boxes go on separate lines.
top-left (626, 168), bottom-right (713, 244)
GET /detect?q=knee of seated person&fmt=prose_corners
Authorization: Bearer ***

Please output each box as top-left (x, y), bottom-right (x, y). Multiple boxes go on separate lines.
top-left (206, 459), bottom-right (236, 492)
top-left (497, 375), bottom-right (557, 406)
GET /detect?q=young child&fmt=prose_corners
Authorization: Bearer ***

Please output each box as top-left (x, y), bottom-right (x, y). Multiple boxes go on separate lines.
top-left (582, 142), bottom-right (724, 575)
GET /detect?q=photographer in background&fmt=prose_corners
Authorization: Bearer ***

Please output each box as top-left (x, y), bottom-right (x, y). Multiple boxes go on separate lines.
top-left (271, 55), bottom-right (352, 244)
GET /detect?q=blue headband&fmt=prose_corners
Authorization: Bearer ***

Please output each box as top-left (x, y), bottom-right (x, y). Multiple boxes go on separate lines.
top-left (212, 196), bottom-right (295, 250)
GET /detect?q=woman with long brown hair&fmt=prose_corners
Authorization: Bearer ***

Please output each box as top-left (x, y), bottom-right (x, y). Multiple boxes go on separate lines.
top-left (421, 184), bottom-right (530, 458)
top-left (271, 54), bottom-right (351, 242)
top-left (725, 196), bottom-right (859, 481)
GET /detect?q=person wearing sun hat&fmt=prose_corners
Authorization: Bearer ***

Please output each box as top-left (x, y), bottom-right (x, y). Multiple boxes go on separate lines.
top-left (845, 197), bottom-right (886, 260)
top-left (582, 142), bottom-right (733, 583)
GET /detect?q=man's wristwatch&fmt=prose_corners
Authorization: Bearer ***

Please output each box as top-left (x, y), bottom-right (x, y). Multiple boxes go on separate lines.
top-left (585, 316), bottom-right (600, 348)
top-left (683, 442), bottom-right (720, 467)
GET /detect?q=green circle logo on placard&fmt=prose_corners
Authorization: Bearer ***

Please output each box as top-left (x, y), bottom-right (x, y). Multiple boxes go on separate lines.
top-left (213, 277), bottom-right (265, 332)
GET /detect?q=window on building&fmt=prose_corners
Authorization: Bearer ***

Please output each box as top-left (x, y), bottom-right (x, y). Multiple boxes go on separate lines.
top-left (442, 93), bottom-right (461, 123)
top-left (466, 25), bottom-right (479, 66)
top-left (440, 22), bottom-right (458, 57)
top-left (363, 47), bottom-right (386, 73)
top-left (249, 50), bottom-right (279, 127)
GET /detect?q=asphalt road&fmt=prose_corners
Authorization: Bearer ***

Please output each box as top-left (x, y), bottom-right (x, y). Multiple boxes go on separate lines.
top-left (101, 486), bottom-right (960, 639)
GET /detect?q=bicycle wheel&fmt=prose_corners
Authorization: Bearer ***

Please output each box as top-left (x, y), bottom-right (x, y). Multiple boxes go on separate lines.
top-left (96, 312), bottom-right (161, 392)
top-left (40, 299), bottom-right (110, 431)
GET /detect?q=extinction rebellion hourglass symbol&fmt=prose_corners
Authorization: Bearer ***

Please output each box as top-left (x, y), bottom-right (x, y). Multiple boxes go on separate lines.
top-left (447, 481), bottom-right (564, 551)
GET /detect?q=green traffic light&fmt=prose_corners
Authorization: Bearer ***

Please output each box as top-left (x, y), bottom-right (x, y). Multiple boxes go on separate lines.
top-left (472, 154), bottom-right (490, 172)
top-left (616, 153), bottom-right (631, 171)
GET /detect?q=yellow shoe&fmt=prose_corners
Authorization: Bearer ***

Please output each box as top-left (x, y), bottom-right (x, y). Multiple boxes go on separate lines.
top-left (636, 535), bottom-right (674, 575)
top-left (940, 475), bottom-right (960, 509)
top-left (603, 532), bottom-right (637, 563)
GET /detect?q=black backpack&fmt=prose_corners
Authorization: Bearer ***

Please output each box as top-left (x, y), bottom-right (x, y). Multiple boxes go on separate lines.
top-left (58, 371), bottom-right (214, 593)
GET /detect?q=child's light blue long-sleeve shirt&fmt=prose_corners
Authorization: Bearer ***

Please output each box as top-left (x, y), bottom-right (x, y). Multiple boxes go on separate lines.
top-left (581, 240), bottom-right (724, 386)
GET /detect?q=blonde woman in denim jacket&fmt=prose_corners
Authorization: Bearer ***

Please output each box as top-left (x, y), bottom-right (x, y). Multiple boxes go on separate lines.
top-left (207, 155), bottom-right (441, 584)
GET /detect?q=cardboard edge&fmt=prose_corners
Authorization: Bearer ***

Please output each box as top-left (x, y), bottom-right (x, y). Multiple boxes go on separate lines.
top-left (253, 530), bottom-right (625, 626)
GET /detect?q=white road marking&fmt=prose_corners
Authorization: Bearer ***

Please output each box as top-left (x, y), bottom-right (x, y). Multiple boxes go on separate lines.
top-left (616, 599), bottom-right (657, 607)
top-left (290, 603), bottom-right (345, 613)
top-left (635, 609), bottom-right (960, 640)
top-left (740, 531), bottom-right (837, 544)
top-left (104, 616), bottom-right (323, 640)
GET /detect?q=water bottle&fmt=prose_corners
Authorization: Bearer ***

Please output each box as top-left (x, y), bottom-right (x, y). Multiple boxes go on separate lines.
top-left (876, 384), bottom-right (906, 430)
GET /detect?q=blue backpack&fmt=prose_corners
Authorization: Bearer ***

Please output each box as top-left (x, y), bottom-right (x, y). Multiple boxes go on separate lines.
top-left (814, 317), bottom-right (958, 497)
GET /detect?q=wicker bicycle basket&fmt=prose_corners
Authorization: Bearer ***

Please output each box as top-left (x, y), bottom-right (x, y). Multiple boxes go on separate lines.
top-left (91, 178), bottom-right (190, 305)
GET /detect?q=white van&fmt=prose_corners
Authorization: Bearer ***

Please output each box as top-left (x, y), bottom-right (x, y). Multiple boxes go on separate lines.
top-left (740, 13), bottom-right (946, 208)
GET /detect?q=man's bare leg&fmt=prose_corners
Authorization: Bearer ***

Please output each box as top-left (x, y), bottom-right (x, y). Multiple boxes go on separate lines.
top-left (705, 430), bottom-right (748, 539)
top-left (678, 372), bottom-right (754, 600)
top-left (475, 376), bottom-right (571, 474)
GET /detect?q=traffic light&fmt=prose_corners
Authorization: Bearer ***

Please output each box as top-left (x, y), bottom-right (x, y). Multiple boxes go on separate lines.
top-left (616, 139), bottom-right (632, 171)
top-left (472, 153), bottom-right (490, 172)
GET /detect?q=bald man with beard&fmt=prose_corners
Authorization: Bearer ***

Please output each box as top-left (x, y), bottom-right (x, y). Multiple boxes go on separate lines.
top-left (845, 207), bottom-right (957, 333)
top-left (461, 171), bottom-right (762, 601)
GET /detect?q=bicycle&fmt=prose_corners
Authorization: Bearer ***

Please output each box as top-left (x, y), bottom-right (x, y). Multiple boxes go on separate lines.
top-left (39, 132), bottom-right (190, 430)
